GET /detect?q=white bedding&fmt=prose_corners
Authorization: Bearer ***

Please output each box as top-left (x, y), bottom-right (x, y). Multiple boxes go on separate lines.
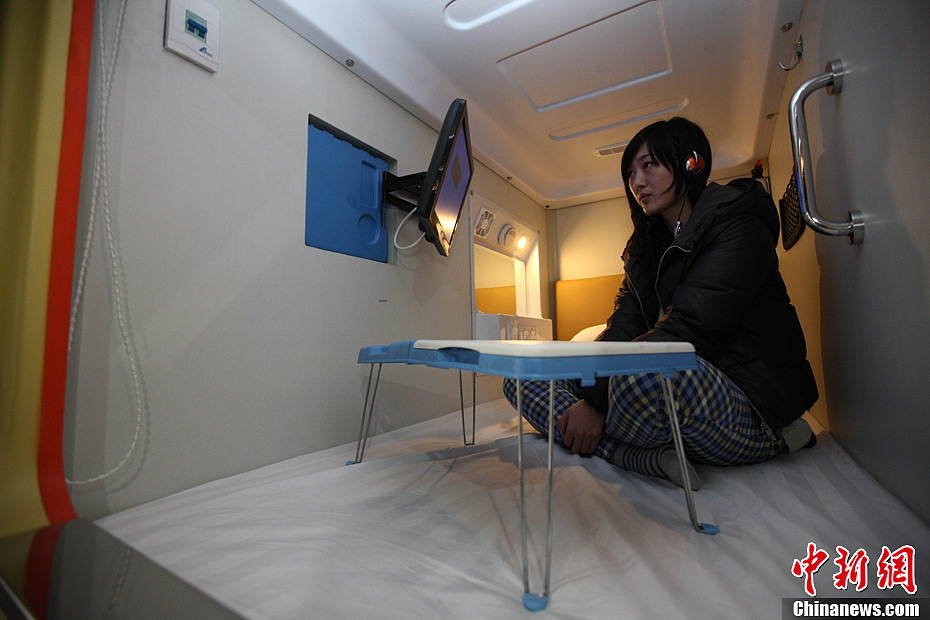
top-left (99, 399), bottom-right (929, 619)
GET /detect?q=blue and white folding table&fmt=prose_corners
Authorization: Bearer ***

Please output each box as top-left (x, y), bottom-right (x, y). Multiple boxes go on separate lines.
top-left (353, 339), bottom-right (718, 611)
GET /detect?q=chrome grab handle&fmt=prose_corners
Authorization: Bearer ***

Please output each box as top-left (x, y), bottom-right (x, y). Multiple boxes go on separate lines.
top-left (788, 59), bottom-right (865, 245)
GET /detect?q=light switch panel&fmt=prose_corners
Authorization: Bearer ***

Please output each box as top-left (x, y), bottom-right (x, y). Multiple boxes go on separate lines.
top-left (165, 0), bottom-right (220, 73)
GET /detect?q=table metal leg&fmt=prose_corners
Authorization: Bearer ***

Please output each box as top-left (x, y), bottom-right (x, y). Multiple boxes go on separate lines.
top-left (347, 363), bottom-right (382, 466)
top-left (660, 375), bottom-right (718, 536)
top-left (517, 380), bottom-right (529, 592)
top-left (541, 380), bottom-right (556, 605)
top-left (516, 379), bottom-right (553, 612)
top-left (458, 370), bottom-right (476, 446)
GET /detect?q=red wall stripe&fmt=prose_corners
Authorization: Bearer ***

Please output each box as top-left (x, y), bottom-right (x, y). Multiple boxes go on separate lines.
top-left (38, 0), bottom-right (96, 524)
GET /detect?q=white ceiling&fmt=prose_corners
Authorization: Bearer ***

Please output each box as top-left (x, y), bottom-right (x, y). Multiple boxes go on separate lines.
top-left (254, 0), bottom-right (804, 208)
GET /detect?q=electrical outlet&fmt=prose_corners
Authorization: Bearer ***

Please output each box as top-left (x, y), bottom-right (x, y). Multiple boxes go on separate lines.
top-left (164, 0), bottom-right (220, 73)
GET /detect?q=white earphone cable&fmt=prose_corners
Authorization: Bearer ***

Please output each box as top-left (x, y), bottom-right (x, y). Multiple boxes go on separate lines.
top-left (393, 207), bottom-right (425, 251)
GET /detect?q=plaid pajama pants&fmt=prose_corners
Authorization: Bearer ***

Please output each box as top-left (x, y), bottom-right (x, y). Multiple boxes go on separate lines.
top-left (502, 357), bottom-right (784, 465)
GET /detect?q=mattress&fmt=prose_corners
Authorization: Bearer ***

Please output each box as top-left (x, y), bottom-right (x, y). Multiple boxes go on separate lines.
top-left (99, 399), bottom-right (928, 619)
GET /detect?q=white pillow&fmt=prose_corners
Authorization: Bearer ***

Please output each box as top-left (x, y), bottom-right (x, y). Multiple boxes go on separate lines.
top-left (570, 324), bottom-right (607, 342)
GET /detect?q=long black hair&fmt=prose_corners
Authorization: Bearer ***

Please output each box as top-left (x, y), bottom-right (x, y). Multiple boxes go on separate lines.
top-left (620, 117), bottom-right (712, 264)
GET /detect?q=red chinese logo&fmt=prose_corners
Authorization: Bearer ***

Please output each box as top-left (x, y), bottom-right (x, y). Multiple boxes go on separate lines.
top-left (792, 543), bottom-right (917, 597)
top-left (792, 542), bottom-right (830, 596)
top-left (833, 546), bottom-right (869, 592)
top-left (877, 545), bottom-right (917, 595)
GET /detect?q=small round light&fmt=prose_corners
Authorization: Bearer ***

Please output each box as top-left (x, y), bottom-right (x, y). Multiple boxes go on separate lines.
top-left (517, 236), bottom-right (527, 250)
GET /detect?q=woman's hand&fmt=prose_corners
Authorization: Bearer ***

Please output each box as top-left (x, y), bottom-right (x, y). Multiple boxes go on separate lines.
top-left (557, 399), bottom-right (606, 456)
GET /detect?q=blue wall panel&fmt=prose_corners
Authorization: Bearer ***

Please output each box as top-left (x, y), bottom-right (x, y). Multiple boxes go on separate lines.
top-left (306, 122), bottom-right (389, 262)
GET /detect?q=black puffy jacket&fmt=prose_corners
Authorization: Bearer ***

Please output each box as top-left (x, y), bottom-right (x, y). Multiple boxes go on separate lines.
top-left (584, 178), bottom-right (818, 431)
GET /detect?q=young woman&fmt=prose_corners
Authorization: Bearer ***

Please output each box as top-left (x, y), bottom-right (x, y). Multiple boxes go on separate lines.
top-left (503, 117), bottom-right (818, 489)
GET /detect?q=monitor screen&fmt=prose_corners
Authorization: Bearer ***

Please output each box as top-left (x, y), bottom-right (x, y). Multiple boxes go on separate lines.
top-left (416, 99), bottom-right (473, 256)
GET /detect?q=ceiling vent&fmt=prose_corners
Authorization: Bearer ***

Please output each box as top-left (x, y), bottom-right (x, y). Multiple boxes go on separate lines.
top-left (594, 144), bottom-right (627, 158)
top-left (474, 206), bottom-right (495, 238)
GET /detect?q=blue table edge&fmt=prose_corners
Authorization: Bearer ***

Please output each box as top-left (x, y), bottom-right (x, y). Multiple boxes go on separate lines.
top-left (357, 340), bottom-right (698, 386)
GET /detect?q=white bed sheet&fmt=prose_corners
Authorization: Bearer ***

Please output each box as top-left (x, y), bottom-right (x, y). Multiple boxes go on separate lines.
top-left (99, 399), bottom-right (929, 619)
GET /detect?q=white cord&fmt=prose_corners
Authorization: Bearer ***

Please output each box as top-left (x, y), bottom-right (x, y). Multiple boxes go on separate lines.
top-left (392, 207), bottom-right (425, 251)
top-left (67, 0), bottom-right (145, 487)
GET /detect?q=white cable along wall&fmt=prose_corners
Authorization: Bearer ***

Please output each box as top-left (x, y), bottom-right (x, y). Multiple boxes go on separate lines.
top-left (67, 0), bottom-right (146, 487)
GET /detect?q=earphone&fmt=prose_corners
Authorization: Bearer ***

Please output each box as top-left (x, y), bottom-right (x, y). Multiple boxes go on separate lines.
top-left (675, 150), bottom-right (705, 239)
top-left (683, 150), bottom-right (705, 176)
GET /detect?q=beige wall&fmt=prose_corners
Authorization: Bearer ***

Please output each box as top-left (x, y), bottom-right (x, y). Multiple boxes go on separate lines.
top-left (64, 0), bottom-right (547, 520)
top-left (553, 197), bottom-right (631, 282)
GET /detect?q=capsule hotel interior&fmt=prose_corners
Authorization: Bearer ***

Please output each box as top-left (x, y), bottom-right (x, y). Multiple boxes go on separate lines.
top-left (1, 0), bottom-right (929, 618)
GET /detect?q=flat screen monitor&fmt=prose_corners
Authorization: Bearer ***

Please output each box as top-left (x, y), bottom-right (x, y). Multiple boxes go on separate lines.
top-left (415, 98), bottom-right (474, 256)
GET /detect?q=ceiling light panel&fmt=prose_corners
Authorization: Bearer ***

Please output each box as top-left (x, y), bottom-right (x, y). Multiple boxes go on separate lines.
top-left (496, 1), bottom-right (670, 112)
top-left (549, 97), bottom-right (688, 141)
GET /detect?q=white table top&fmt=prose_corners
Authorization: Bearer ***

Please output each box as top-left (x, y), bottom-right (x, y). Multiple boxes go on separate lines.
top-left (412, 339), bottom-right (695, 357)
